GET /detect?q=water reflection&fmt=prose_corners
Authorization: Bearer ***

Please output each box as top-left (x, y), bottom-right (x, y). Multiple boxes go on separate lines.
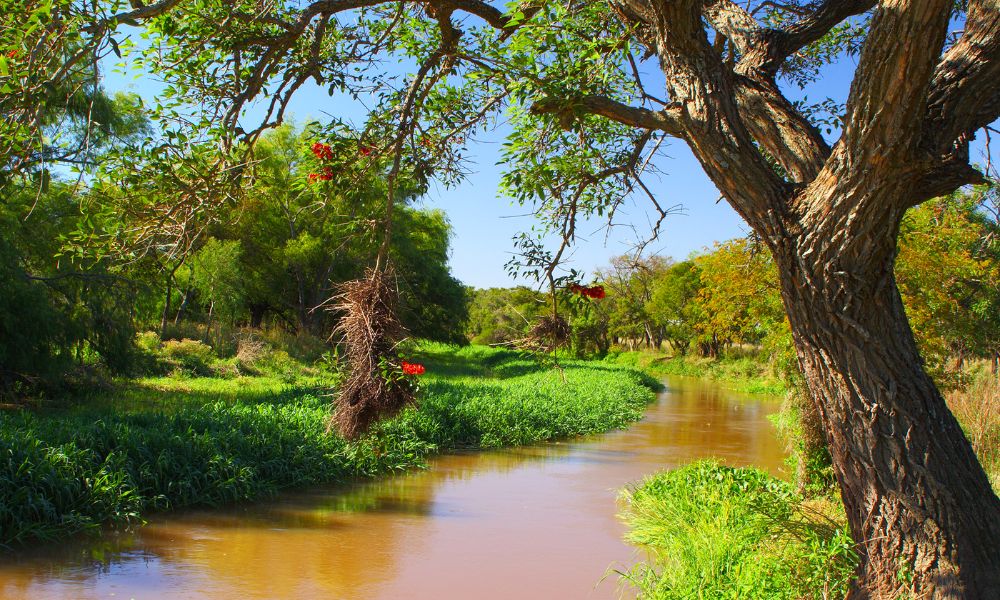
top-left (0, 376), bottom-right (786, 599)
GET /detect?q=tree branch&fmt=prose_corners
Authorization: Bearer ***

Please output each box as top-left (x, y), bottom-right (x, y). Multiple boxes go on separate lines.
top-left (923, 0), bottom-right (1000, 157)
top-left (529, 95), bottom-right (684, 136)
top-left (839, 0), bottom-right (953, 171)
top-left (753, 0), bottom-right (875, 74)
top-left (642, 0), bottom-right (792, 229)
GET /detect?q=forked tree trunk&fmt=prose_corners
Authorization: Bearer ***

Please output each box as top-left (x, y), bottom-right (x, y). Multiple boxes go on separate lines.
top-left (770, 189), bottom-right (1000, 598)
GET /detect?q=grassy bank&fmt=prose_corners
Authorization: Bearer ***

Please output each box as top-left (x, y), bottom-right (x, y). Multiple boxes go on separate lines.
top-left (617, 365), bottom-right (1000, 599)
top-left (0, 343), bottom-right (657, 547)
top-left (620, 461), bottom-right (856, 600)
top-left (604, 349), bottom-right (787, 396)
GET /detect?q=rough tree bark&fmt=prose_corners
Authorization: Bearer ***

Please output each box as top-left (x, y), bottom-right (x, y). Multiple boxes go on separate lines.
top-left (772, 193), bottom-right (1000, 597)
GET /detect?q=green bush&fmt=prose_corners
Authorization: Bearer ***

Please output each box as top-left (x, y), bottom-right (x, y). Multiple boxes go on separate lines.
top-left (160, 339), bottom-right (216, 376)
top-left (257, 326), bottom-right (329, 363)
top-left (620, 461), bottom-right (856, 600)
top-left (136, 331), bottom-right (162, 353)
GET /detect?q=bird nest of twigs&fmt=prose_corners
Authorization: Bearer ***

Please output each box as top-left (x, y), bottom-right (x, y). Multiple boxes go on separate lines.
top-left (329, 268), bottom-right (415, 439)
top-left (514, 314), bottom-right (572, 354)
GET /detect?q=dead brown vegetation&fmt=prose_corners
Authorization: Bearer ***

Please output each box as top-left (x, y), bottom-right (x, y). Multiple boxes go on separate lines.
top-left (329, 268), bottom-right (414, 439)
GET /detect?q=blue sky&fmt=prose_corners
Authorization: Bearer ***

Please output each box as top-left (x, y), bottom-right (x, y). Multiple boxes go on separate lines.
top-left (100, 20), bottom-right (993, 290)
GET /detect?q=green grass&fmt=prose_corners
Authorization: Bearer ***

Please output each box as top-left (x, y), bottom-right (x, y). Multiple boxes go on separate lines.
top-left (0, 343), bottom-right (656, 547)
top-left (619, 460), bottom-right (856, 600)
top-left (605, 350), bottom-right (787, 396)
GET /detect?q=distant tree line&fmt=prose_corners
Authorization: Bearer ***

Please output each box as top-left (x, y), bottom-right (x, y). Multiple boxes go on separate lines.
top-left (468, 185), bottom-right (1000, 385)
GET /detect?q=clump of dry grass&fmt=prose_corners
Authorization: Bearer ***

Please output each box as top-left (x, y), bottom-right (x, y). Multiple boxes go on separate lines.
top-left (329, 268), bottom-right (414, 439)
top-left (235, 334), bottom-right (267, 370)
top-left (946, 369), bottom-right (1000, 491)
top-left (515, 314), bottom-right (571, 354)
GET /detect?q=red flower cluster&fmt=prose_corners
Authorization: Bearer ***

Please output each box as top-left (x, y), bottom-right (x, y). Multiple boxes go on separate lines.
top-left (569, 283), bottom-right (606, 300)
top-left (358, 144), bottom-right (374, 157)
top-left (308, 166), bottom-right (334, 183)
top-left (311, 142), bottom-right (333, 160)
top-left (401, 361), bottom-right (426, 376)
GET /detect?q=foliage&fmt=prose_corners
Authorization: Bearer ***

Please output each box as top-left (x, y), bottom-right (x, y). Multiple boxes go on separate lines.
top-left (896, 188), bottom-right (1000, 386)
top-left (620, 461), bottom-right (856, 600)
top-left (159, 339), bottom-right (216, 377)
top-left (466, 286), bottom-right (548, 345)
top-left (0, 180), bottom-right (138, 391)
top-left (693, 239), bottom-right (787, 358)
top-left (647, 260), bottom-right (702, 356)
top-left (605, 350), bottom-right (787, 397)
top-left (769, 391), bottom-right (836, 497)
top-left (0, 343), bottom-right (655, 546)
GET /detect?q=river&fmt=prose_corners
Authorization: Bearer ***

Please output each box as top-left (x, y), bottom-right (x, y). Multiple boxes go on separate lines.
top-left (0, 377), bottom-right (786, 599)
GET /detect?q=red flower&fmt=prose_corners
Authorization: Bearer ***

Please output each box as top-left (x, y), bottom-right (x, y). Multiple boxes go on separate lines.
top-left (6, 49), bottom-right (18, 59)
top-left (310, 142), bottom-right (333, 160)
top-left (401, 361), bottom-right (425, 376)
top-left (358, 145), bottom-right (374, 157)
top-left (307, 173), bottom-right (319, 183)
top-left (568, 283), bottom-right (605, 300)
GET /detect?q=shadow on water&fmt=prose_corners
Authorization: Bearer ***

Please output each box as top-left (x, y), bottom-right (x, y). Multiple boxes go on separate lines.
top-left (0, 376), bottom-right (786, 600)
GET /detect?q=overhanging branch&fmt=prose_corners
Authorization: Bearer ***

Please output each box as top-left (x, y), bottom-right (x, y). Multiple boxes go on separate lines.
top-left (529, 95), bottom-right (685, 136)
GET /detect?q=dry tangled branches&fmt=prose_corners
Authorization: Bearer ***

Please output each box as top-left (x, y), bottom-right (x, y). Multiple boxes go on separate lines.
top-left (514, 314), bottom-right (572, 355)
top-left (329, 268), bottom-right (414, 439)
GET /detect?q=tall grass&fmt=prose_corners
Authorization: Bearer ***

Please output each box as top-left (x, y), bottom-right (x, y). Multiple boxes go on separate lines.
top-left (946, 369), bottom-right (1000, 491)
top-left (619, 461), bottom-right (856, 600)
top-left (0, 343), bottom-right (656, 547)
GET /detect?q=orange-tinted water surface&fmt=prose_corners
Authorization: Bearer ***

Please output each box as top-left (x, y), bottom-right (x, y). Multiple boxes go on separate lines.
top-left (0, 377), bottom-right (786, 599)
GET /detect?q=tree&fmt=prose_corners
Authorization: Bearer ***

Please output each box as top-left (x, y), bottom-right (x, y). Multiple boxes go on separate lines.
top-left (466, 286), bottom-right (548, 345)
top-left (596, 254), bottom-right (670, 350)
top-left (648, 259), bottom-right (701, 356)
top-left (7, 0), bottom-right (1000, 594)
top-left (693, 238), bottom-right (785, 357)
top-left (0, 180), bottom-right (138, 389)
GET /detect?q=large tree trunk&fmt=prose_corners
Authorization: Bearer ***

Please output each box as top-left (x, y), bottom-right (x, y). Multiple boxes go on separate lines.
top-left (771, 190), bottom-right (1000, 598)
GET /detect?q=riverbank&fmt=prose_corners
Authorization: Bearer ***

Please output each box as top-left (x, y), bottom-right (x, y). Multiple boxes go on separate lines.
top-left (0, 343), bottom-right (657, 547)
top-left (604, 350), bottom-right (787, 396)
top-left (619, 460), bottom-right (855, 599)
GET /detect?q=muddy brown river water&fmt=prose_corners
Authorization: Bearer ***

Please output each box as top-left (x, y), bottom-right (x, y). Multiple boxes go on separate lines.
top-left (0, 377), bottom-right (786, 599)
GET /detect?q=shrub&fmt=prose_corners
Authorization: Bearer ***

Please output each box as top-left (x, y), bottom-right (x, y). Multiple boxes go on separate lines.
top-left (136, 331), bottom-right (162, 353)
top-left (234, 334), bottom-right (267, 374)
top-left (258, 326), bottom-right (329, 363)
top-left (160, 339), bottom-right (216, 376)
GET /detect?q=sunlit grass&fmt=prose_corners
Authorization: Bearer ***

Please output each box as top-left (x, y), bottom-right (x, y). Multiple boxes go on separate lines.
top-left (619, 460), bottom-right (856, 600)
top-left (946, 367), bottom-right (1000, 492)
